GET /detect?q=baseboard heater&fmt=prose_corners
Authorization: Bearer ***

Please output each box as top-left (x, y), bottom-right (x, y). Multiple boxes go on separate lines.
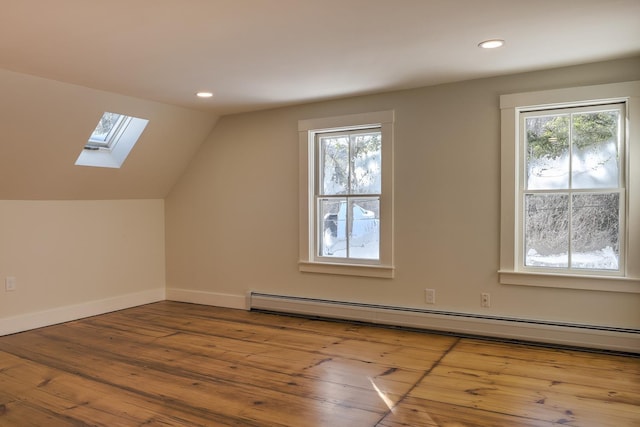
top-left (249, 292), bottom-right (640, 354)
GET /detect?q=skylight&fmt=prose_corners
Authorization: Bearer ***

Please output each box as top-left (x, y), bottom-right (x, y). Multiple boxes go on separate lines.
top-left (75, 112), bottom-right (148, 168)
top-left (86, 112), bottom-right (128, 149)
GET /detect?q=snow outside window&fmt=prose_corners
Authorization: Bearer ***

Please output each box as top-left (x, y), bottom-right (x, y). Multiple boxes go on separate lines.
top-left (499, 81), bottom-right (640, 293)
top-left (298, 111), bottom-right (394, 278)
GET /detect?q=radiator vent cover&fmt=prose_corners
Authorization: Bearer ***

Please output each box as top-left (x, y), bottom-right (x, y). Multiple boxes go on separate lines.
top-left (249, 292), bottom-right (640, 354)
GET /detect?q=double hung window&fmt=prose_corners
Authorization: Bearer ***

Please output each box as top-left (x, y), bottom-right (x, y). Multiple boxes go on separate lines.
top-left (299, 111), bottom-right (394, 278)
top-left (500, 81), bottom-right (640, 292)
top-left (317, 129), bottom-right (381, 260)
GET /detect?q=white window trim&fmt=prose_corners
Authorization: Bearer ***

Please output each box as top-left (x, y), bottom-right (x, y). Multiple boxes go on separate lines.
top-left (499, 81), bottom-right (640, 293)
top-left (298, 110), bottom-right (394, 278)
top-left (76, 114), bottom-right (148, 169)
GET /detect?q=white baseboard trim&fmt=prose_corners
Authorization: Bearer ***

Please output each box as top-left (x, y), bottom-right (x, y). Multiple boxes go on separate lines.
top-left (249, 293), bottom-right (640, 354)
top-left (166, 288), bottom-right (248, 310)
top-left (0, 288), bottom-right (166, 336)
top-left (4, 288), bottom-right (637, 354)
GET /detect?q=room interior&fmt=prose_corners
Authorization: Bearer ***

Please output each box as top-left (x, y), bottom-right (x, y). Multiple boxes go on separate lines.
top-left (1, 1), bottom-right (639, 355)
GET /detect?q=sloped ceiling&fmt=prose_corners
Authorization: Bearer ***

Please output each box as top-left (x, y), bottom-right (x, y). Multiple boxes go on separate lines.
top-left (0, 0), bottom-right (639, 199)
top-left (0, 69), bottom-right (216, 199)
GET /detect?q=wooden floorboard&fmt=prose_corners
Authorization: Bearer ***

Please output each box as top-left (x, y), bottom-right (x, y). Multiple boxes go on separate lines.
top-left (0, 301), bottom-right (638, 426)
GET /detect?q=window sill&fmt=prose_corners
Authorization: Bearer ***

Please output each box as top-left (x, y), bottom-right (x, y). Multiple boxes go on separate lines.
top-left (299, 261), bottom-right (394, 278)
top-left (499, 270), bottom-right (640, 293)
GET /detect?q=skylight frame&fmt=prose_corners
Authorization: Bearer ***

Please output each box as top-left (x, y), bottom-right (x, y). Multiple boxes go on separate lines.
top-left (85, 112), bottom-right (132, 150)
top-left (76, 111), bottom-right (148, 169)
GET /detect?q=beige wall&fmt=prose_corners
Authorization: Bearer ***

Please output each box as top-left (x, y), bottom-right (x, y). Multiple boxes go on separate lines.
top-left (166, 57), bottom-right (640, 329)
top-left (0, 199), bottom-right (165, 322)
top-left (0, 69), bottom-right (209, 332)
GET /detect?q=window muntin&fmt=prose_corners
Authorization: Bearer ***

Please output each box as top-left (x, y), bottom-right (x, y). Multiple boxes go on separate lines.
top-left (519, 103), bottom-right (625, 274)
top-left (316, 129), bottom-right (381, 260)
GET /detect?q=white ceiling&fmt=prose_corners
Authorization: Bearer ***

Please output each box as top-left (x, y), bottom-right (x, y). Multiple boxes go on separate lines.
top-left (1, 0), bottom-right (639, 115)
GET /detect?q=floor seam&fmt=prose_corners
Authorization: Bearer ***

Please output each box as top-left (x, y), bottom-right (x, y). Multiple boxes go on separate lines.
top-left (373, 336), bottom-right (461, 426)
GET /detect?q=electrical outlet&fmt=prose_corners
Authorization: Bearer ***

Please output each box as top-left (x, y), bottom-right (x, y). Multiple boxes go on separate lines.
top-left (481, 292), bottom-right (490, 308)
top-left (5, 277), bottom-right (17, 292)
top-left (425, 288), bottom-right (436, 305)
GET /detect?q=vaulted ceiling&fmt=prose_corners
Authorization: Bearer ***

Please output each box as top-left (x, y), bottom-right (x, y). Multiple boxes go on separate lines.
top-left (1, 0), bottom-right (639, 199)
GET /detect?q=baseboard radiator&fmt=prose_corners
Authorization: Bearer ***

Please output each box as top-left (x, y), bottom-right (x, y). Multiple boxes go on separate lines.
top-left (249, 292), bottom-right (640, 354)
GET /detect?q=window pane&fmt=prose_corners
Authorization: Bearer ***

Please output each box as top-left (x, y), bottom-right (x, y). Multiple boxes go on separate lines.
top-left (318, 197), bottom-right (379, 259)
top-left (350, 132), bottom-right (381, 194)
top-left (571, 193), bottom-right (619, 270)
top-left (571, 111), bottom-right (620, 189)
top-left (525, 115), bottom-right (570, 190)
top-left (319, 136), bottom-right (349, 195)
top-left (525, 194), bottom-right (569, 267)
top-left (319, 198), bottom-right (346, 257)
top-left (347, 198), bottom-right (379, 260)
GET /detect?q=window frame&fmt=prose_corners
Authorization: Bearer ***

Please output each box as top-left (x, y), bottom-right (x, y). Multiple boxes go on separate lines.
top-left (499, 81), bottom-right (640, 293)
top-left (518, 103), bottom-right (626, 275)
top-left (316, 128), bottom-right (382, 262)
top-left (298, 110), bottom-right (394, 278)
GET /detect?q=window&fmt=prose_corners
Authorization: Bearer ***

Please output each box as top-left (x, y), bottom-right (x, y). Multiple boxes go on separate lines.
top-left (86, 112), bottom-right (129, 149)
top-left (500, 81), bottom-right (640, 292)
top-left (521, 104), bottom-right (624, 272)
top-left (299, 111), bottom-right (394, 278)
top-left (318, 129), bottom-right (381, 260)
top-left (75, 112), bottom-right (148, 169)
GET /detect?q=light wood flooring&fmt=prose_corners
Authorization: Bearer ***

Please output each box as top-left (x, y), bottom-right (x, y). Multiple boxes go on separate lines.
top-left (0, 301), bottom-right (638, 426)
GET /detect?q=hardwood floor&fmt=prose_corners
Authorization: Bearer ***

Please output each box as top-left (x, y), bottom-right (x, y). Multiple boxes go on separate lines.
top-left (0, 301), bottom-right (638, 426)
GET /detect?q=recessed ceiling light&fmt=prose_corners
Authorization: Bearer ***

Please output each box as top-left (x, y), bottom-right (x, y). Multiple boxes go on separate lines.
top-left (196, 91), bottom-right (214, 98)
top-left (478, 39), bottom-right (505, 49)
